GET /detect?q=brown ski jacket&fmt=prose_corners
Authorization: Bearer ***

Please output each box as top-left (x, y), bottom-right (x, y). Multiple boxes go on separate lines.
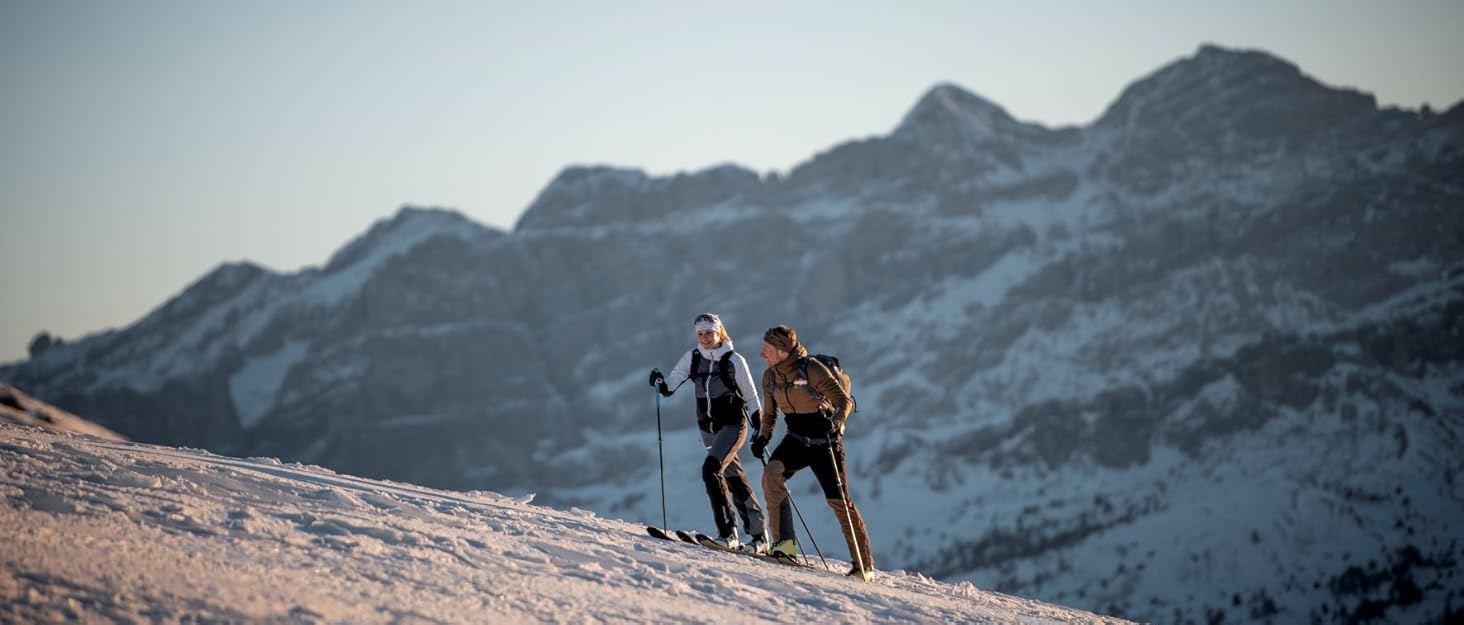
top-left (759, 344), bottom-right (852, 436)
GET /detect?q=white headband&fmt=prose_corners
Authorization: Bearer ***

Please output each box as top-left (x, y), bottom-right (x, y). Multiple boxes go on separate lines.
top-left (695, 320), bottom-right (722, 333)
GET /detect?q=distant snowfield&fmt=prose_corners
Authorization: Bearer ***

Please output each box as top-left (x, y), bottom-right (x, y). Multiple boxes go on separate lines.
top-left (0, 425), bottom-right (1130, 624)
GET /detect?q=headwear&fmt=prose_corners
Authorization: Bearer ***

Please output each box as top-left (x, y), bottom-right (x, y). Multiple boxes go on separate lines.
top-left (762, 325), bottom-right (798, 353)
top-left (693, 312), bottom-right (724, 334)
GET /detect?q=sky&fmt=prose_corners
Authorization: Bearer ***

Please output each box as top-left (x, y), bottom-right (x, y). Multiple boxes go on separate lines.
top-left (2, 0), bottom-right (1462, 364)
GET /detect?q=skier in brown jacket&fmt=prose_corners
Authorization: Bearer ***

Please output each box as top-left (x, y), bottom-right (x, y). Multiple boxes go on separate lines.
top-left (750, 324), bottom-right (875, 580)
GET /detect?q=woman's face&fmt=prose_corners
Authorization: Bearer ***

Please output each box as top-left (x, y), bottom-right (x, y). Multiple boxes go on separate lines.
top-left (697, 329), bottom-right (720, 349)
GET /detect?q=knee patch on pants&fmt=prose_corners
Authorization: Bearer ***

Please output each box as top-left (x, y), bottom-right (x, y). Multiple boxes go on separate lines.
top-left (763, 460), bottom-right (788, 493)
top-left (702, 456), bottom-right (724, 481)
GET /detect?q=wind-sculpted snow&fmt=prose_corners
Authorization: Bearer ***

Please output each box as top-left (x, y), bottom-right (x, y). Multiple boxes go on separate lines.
top-left (0, 425), bottom-right (1129, 624)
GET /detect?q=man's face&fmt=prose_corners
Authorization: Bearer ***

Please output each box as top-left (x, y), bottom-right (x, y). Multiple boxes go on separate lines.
top-left (697, 329), bottom-right (720, 349)
top-left (760, 340), bottom-right (787, 365)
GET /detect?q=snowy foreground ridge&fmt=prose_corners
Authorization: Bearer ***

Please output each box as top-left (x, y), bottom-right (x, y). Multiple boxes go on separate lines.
top-left (0, 425), bottom-right (1131, 624)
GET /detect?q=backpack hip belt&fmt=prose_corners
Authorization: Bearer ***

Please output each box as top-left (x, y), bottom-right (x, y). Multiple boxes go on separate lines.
top-left (786, 431), bottom-right (841, 446)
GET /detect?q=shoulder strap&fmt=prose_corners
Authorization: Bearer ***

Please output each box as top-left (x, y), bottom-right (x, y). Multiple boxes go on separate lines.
top-left (718, 351), bottom-right (740, 399)
top-left (689, 350), bottom-right (704, 379)
top-left (797, 356), bottom-right (825, 402)
top-left (688, 349), bottom-right (743, 400)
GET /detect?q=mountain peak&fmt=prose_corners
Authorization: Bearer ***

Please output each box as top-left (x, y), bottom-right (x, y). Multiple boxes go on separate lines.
top-left (325, 206), bottom-right (496, 272)
top-left (895, 83), bottom-right (1021, 139)
top-left (530, 166), bottom-right (652, 204)
top-left (514, 164), bottom-right (761, 231)
top-left (1096, 43), bottom-right (1377, 132)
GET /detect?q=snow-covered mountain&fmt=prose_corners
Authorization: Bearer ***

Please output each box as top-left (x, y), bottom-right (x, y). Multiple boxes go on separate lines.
top-left (2, 424), bottom-right (1130, 624)
top-left (4, 44), bottom-right (1462, 624)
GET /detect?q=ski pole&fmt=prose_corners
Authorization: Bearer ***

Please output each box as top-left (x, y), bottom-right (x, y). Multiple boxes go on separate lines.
top-left (784, 468), bottom-right (829, 571)
top-left (656, 390), bottom-right (667, 531)
top-left (828, 439), bottom-right (864, 573)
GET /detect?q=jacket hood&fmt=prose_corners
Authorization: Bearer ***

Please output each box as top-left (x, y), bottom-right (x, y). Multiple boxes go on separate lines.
top-left (696, 340), bottom-right (735, 360)
top-left (771, 344), bottom-right (809, 377)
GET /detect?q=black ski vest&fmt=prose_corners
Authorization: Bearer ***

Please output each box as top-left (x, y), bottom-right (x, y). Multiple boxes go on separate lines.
top-left (688, 349), bottom-right (742, 400)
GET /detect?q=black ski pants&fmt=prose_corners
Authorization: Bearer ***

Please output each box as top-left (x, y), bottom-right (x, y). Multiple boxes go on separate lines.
top-left (762, 433), bottom-right (874, 570)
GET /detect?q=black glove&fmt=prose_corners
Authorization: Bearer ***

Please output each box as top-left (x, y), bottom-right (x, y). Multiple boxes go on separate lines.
top-left (749, 409), bottom-right (761, 433)
top-left (657, 380), bottom-right (673, 397)
top-left (648, 369), bottom-right (665, 388)
top-left (750, 435), bottom-right (769, 460)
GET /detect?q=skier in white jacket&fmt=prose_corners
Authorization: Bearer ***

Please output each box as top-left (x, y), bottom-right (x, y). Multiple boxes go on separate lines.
top-left (649, 313), bottom-right (769, 552)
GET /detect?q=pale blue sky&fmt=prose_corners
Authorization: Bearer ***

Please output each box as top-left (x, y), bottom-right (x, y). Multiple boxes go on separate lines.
top-left (2, 0), bottom-right (1461, 363)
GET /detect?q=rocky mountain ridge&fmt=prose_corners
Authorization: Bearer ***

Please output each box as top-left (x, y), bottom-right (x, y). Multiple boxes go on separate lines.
top-left (4, 44), bottom-right (1461, 624)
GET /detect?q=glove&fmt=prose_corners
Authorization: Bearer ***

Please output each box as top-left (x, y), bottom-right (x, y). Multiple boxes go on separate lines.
top-left (648, 369), bottom-right (665, 388)
top-left (750, 435), bottom-right (769, 460)
top-left (657, 380), bottom-right (673, 397)
top-left (749, 409), bottom-right (761, 433)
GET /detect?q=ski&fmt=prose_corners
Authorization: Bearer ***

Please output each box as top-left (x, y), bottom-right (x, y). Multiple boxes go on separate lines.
top-left (693, 532), bottom-right (737, 553)
top-left (645, 526), bottom-right (701, 545)
top-left (644, 526), bottom-right (815, 570)
top-left (693, 532), bottom-right (814, 569)
top-left (693, 532), bottom-right (738, 552)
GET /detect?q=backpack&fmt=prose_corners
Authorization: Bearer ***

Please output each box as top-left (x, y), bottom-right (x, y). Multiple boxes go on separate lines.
top-left (689, 349), bottom-right (742, 400)
top-left (800, 354), bottom-right (851, 403)
top-left (767, 353), bottom-right (857, 414)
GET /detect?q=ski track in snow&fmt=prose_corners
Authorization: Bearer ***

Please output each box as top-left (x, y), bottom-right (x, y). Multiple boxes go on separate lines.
top-left (0, 425), bottom-right (1130, 624)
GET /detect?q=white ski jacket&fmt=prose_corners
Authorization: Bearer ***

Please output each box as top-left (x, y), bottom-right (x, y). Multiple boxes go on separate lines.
top-left (663, 340), bottom-right (763, 419)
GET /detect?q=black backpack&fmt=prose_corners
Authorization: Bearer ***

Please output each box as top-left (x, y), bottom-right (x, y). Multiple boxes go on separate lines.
top-left (802, 354), bottom-right (849, 398)
top-left (689, 349), bottom-right (742, 400)
top-left (799, 354), bottom-right (856, 413)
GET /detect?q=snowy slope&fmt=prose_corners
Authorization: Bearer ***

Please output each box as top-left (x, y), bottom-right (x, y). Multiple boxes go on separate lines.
top-left (0, 383), bottom-right (124, 441)
top-left (0, 424), bottom-right (1130, 624)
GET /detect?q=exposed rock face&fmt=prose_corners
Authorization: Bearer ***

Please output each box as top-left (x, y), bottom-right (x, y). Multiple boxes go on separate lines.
top-left (4, 45), bottom-right (1462, 624)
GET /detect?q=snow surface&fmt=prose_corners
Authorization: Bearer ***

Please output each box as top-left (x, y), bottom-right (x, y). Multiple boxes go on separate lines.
top-left (0, 383), bottom-right (124, 442)
top-left (0, 424), bottom-right (1132, 624)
